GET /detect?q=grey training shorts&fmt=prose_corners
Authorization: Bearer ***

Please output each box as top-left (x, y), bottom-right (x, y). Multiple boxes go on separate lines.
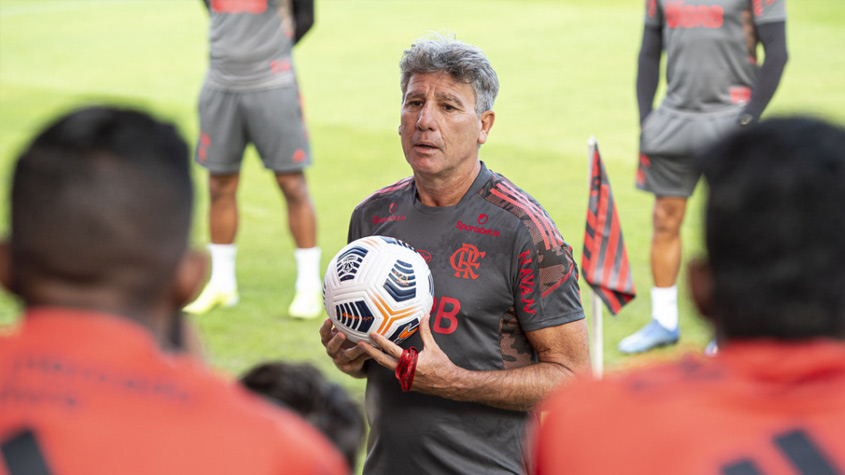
top-left (636, 106), bottom-right (740, 197)
top-left (196, 83), bottom-right (311, 174)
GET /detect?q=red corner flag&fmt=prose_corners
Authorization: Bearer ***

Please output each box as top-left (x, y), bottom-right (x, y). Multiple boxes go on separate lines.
top-left (582, 140), bottom-right (636, 315)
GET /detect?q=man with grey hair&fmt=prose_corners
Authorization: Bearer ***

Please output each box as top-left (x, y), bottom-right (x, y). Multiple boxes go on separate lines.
top-left (320, 35), bottom-right (591, 474)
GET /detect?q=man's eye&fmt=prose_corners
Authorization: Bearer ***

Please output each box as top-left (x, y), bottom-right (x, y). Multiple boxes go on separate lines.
top-left (443, 104), bottom-right (456, 111)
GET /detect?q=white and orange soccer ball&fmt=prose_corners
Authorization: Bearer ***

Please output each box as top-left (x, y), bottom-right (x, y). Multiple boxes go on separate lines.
top-left (323, 236), bottom-right (434, 346)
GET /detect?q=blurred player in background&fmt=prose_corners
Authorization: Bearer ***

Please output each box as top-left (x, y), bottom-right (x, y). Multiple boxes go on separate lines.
top-left (0, 106), bottom-right (347, 474)
top-left (320, 35), bottom-right (591, 474)
top-left (532, 116), bottom-right (845, 474)
top-left (620, 0), bottom-right (788, 353)
top-left (186, 0), bottom-right (322, 319)
top-left (241, 361), bottom-right (367, 470)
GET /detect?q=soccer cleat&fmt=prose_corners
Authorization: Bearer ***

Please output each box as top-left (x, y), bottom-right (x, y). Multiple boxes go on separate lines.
top-left (618, 320), bottom-right (679, 354)
top-left (705, 339), bottom-right (719, 356)
top-left (288, 289), bottom-right (323, 319)
top-left (183, 285), bottom-right (239, 315)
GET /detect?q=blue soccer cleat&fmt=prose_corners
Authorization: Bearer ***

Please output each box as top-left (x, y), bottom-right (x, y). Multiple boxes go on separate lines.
top-left (618, 320), bottom-right (679, 354)
top-left (705, 339), bottom-right (719, 356)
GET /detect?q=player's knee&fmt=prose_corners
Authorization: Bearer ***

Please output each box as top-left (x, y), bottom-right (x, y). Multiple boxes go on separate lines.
top-left (653, 200), bottom-right (685, 235)
top-left (276, 173), bottom-right (310, 203)
top-left (208, 174), bottom-right (239, 202)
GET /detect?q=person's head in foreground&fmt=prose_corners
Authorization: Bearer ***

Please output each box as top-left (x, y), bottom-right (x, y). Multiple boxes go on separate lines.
top-left (0, 106), bottom-right (349, 475)
top-left (241, 361), bottom-right (366, 469)
top-left (2, 105), bottom-right (205, 341)
top-left (530, 116), bottom-right (845, 475)
top-left (692, 116), bottom-right (845, 343)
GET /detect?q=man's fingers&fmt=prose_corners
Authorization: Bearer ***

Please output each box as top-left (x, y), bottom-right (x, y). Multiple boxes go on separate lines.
top-left (324, 330), bottom-right (347, 356)
top-left (343, 343), bottom-right (367, 360)
top-left (418, 314), bottom-right (434, 346)
top-left (359, 341), bottom-right (398, 370)
top-left (318, 318), bottom-right (334, 344)
top-left (369, 332), bottom-right (403, 359)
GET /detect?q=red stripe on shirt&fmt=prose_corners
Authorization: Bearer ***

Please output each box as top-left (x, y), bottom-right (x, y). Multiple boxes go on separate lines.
top-left (498, 180), bottom-right (563, 248)
top-left (542, 264), bottom-right (574, 298)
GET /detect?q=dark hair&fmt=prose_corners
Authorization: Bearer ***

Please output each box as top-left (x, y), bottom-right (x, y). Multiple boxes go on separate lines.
top-left (10, 106), bottom-right (193, 306)
top-left (240, 362), bottom-right (366, 469)
top-left (698, 116), bottom-right (845, 340)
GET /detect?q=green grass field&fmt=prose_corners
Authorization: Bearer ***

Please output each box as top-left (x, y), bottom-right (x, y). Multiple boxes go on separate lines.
top-left (2, 1), bottom-right (844, 465)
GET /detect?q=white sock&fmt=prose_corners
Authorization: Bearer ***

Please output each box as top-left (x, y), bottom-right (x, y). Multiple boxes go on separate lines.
top-left (651, 285), bottom-right (678, 331)
top-left (294, 247), bottom-right (321, 292)
top-left (208, 243), bottom-right (237, 292)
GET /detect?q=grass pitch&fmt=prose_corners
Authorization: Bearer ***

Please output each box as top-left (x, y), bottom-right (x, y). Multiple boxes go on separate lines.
top-left (2, 1), bottom-right (845, 459)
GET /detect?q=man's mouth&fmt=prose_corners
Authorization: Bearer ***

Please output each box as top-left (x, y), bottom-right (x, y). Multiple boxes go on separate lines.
top-left (414, 141), bottom-right (439, 150)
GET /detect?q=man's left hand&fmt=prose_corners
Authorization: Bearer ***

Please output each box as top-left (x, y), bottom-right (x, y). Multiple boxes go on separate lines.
top-left (359, 314), bottom-right (462, 394)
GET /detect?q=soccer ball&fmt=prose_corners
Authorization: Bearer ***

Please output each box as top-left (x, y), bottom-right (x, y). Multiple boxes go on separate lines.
top-left (323, 235), bottom-right (434, 346)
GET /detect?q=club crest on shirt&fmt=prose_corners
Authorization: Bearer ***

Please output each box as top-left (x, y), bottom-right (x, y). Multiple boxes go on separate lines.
top-left (450, 243), bottom-right (485, 280)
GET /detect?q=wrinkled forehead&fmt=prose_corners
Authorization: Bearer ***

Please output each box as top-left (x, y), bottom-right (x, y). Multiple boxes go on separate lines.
top-left (403, 71), bottom-right (477, 105)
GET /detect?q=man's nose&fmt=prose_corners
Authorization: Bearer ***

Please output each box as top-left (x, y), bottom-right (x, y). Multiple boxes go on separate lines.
top-left (416, 103), bottom-right (436, 130)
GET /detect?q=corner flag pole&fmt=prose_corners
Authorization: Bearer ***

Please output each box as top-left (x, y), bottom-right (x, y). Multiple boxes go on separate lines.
top-left (587, 136), bottom-right (604, 379)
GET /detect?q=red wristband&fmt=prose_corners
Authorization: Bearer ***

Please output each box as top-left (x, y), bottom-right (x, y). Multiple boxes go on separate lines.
top-left (395, 347), bottom-right (418, 392)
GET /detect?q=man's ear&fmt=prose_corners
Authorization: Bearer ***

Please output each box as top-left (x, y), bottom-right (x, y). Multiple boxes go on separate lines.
top-left (0, 240), bottom-right (18, 297)
top-left (477, 110), bottom-right (495, 145)
top-left (172, 250), bottom-right (209, 309)
top-left (688, 258), bottom-right (715, 323)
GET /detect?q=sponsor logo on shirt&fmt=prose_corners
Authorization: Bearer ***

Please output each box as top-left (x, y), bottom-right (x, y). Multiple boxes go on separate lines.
top-left (664, 1), bottom-right (724, 29)
top-left (455, 214), bottom-right (500, 237)
top-left (518, 250), bottom-right (536, 314)
top-left (372, 214), bottom-right (406, 224)
top-left (373, 202), bottom-right (406, 224)
top-left (211, 0), bottom-right (267, 14)
top-left (450, 243), bottom-right (485, 280)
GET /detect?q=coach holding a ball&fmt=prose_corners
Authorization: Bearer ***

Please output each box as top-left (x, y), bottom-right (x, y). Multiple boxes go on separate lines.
top-left (320, 34), bottom-right (591, 474)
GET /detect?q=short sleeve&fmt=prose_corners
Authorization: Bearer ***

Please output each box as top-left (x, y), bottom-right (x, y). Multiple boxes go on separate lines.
top-left (347, 207), bottom-right (363, 244)
top-left (752, 0), bottom-right (786, 24)
top-left (513, 226), bottom-right (585, 333)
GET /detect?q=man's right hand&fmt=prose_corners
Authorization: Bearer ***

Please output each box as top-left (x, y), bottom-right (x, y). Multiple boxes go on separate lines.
top-left (319, 319), bottom-right (370, 378)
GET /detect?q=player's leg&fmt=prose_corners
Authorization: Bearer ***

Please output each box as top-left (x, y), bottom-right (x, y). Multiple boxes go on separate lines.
top-left (200, 172), bottom-right (241, 303)
top-left (244, 83), bottom-right (322, 318)
top-left (185, 86), bottom-right (246, 314)
top-left (276, 171), bottom-right (323, 319)
top-left (649, 195), bottom-right (686, 330)
top-left (622, 150), bottom-right (698, 353)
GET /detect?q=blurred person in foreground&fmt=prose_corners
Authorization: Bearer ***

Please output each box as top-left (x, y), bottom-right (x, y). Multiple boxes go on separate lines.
top-left (531, 117), bottom-right (845, 474)
top-left (241, 361), bottom-right (366, 470)
top-left (186, 0), bottom-right (323, 319)
top-left (0, 106), bottom-right (347, 475)
top-left (621, 0), bottom-right (789, 353)
top-left (320, 34), bottom-right (591, 474)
